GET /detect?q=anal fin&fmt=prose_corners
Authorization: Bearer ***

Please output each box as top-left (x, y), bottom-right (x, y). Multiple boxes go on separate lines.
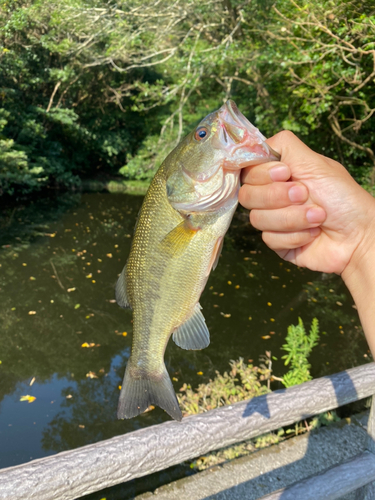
top-left (172, 303), bottom-right (210, 350)
top-left (115, 264), bottom-right (132, 309)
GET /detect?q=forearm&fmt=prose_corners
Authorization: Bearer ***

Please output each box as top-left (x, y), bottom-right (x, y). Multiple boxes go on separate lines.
top-left (342, 230), bottom-right (375, 357)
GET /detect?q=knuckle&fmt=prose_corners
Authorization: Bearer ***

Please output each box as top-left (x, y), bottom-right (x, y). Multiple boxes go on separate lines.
top-left (275, 130), bottom-right (296, 143)
top-left (287, 231), bottom-right (304, 247)
top-left (282, 209), bottom-right (296, 231)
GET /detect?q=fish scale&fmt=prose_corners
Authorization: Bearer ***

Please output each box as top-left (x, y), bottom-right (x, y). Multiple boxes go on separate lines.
top-left (116, 100), bottom-right (280, 420)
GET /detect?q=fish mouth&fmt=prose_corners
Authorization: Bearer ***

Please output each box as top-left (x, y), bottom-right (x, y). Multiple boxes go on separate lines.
top-left (212, 100), bottom-right (281, 168)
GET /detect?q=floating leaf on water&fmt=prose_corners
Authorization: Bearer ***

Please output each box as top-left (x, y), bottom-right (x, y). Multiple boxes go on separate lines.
top-left (243, 257), bottom-right (250, 261)
top-left (172, 377), bottom-right (178, 382)
top-left (20, 395), bottom-right (36, 403)
top-left (109, 299), bottom-right (116, 303)
top-left (213, 304), bottom-right (219, 308)
top-left (22, 263), bottom-right (27, 266)
top-left (235, 285), bottom-right (240, 289)
top-left (86, 371), bottom-right (98, 379)
top-left (220, 312), bottom-right (231, 318)
top-left (29, 276), bottom-right (36, 281)
top-left (74, 304), bottom-right (80, 309)
top-left (197, 371), bottom-right (203, 375)
top-left (114, 244), bottom-right (119, 248)
top-left (267, 302), bottom-right (272, 306)
top-left (262, 335), bottom-right (271, 339)
top-left (248, 316), bottom-right (252, 320)
top-left (219, 293), bottom-right (224, 297)
top-left (66, 394), bottom-right (73, 399)
top-left (122, 332), bottom-right (127, 336)
top-left (227, 281), bottom-right (232, 285)
top-left (86, 273), bottom-right (92, 278)
top-left (67, 287), bottom-right (76, 292)
top-left (248, 273), bottom-right (254, 277)
top-left (270, 318), bottom-right (275, 322)
top-left (118, 385), bottom-right (122, 390)
top-left (106, 253), bottom-right (113, 258)
top-left (78, 424), bottom-right (85, 428)
top-left (336, 301), bottom-right (343, 306)
top-left (28, 311), bottom-right (36, 315)
top-left (271, 276), bottom-right (279, 279)
top-left (29, 377), bottom-right (36, 386)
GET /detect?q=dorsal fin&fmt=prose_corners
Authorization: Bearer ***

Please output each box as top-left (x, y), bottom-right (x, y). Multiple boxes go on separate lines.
top-left (172, 303), bottom-right (210, 350)
top-left (115, 264), bottom-right (132, 309)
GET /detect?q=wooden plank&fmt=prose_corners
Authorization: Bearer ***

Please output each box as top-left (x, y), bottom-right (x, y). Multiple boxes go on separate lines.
top-left (355, 395), bottom-right (375, 500)
top-left (0, 363), bottom-right (374, 500)
top-left (257, 451), bottom-right (375, 500)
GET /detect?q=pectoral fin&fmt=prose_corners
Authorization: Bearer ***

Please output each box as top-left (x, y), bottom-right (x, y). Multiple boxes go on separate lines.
top-left (160, 220), bottom-right (198, 257)
top-left (172, 303), bottom-right (210, 350)
top-left (210, 236), bottom-right (224, 272)
top-left (115, 264), bottom-right (132, 309)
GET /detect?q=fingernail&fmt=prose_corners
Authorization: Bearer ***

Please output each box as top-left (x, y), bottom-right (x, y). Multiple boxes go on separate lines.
top-left (269, 165), bottom-right (289, 182)
top-left (306, 207), bottom-right (326, 224)
top-left (310, 227), bottom-right (320, 237)
top-left (288, 185), bottom-right (307, 203)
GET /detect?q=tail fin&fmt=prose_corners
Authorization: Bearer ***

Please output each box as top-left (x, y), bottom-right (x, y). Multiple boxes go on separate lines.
top-left (117, 363), bottom-right (182, 421)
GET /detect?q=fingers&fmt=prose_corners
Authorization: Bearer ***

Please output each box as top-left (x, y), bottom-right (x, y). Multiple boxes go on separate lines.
top-left (262, 228), bottom-right (321, 252)
top-left (241, 161), bottom-right (291, 185)
top-left (250, 205), bottom-right (326, 232)
top-left (238, 182), bottom-right (308, 210)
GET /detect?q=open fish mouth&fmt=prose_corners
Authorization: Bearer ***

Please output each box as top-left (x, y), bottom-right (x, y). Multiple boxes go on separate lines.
top-left (212, 100), bottom-right (281, 168)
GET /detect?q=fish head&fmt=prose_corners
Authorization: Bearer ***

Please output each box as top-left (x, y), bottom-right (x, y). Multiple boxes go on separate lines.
top-left (166, 100), bottom-right (280, 212)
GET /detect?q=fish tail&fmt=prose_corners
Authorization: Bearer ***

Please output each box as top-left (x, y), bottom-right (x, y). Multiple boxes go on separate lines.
top-left (117, 362), bottom-right (182, 421)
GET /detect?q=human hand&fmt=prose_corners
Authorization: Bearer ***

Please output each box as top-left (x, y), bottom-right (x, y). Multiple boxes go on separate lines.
top-left (238, 130), bottom-right (375, 276)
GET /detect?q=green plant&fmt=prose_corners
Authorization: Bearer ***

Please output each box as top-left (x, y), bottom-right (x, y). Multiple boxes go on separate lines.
top-left (281, 317), bottom-right (320, 388)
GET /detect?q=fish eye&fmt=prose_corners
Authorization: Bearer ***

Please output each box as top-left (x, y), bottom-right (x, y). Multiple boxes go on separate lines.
top-left (195, 127), bottom-right (208, 141)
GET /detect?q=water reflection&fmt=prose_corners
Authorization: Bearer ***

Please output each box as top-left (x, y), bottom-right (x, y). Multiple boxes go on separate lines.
top-left (0, 193), bottom-right (368, 471)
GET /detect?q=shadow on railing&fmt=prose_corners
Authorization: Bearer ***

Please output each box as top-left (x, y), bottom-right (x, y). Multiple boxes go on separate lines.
top-left (1, 363), bottom-right (375, 500)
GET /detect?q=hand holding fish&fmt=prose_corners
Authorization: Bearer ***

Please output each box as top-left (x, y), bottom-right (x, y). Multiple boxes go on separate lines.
top-left (239, 130), bottom-right (375, 354)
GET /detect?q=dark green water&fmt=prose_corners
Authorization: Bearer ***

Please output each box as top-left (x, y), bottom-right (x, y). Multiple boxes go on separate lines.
top-left (0, 192), bottom-right (369, 498)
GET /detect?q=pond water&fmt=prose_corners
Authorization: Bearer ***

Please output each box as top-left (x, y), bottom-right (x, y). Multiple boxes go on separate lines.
top-left (0, 192), bottom-right (370, 498)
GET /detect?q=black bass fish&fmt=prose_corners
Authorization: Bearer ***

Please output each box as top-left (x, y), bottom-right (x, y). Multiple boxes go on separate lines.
top-left (116, 100), bottom-right (280, 420)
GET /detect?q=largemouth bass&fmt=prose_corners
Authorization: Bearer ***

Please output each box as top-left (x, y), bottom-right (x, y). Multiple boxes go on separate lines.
top-left (116, 100), bottom-right (280, 421)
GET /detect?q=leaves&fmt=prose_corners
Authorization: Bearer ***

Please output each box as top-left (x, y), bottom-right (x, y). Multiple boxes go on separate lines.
top-left (20, 395), bottom-right (36, 403)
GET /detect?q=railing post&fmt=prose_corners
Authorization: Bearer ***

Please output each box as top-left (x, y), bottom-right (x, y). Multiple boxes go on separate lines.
top-left (355, 394), bottom-right (375, 500)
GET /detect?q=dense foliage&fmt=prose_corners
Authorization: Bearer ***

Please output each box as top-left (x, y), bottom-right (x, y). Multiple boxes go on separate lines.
top-left (1, 0), bottom-right (374, 196)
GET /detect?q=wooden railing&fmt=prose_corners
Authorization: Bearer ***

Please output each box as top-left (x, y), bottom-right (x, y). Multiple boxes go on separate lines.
top-left (1, 363), bottom-right (375, 500)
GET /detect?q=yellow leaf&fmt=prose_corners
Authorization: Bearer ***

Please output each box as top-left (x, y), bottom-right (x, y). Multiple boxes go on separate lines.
top-left (106, 253), bottom-right (113, 258)
top-left (267, 302), bottom-right (272, 306)
top-left (262, 335), bottom-right (271, 340)
top-left (20, 395), bottom-right (36, 403)
top-left (67, 287), bottom-right (76, 292)
top-left (86, 371), bottom-right (98, 379)
top-left (81, 343), bottom-right (90, 348)
top-left (197, 371), bottom-right (203, 375)
top-left (118, 385), bottom-right (122, 390)
top-left (28, 311), bottom-right (36, 315)
top-left (86, 273), bottom-right (92, 278)
top-left (122, 332), bottom-right (127, 336)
